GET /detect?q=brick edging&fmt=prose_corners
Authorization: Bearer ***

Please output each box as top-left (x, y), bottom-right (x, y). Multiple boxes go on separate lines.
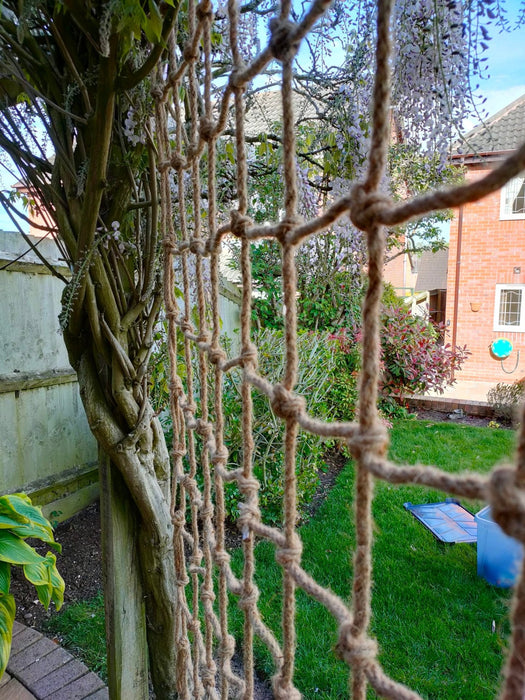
top-left (6, 620), bottom-right (108, 699)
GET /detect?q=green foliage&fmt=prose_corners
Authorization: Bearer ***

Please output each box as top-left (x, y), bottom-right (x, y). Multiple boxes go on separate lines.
top-left (222, 330), bottom-right (357, 524)
top-left (151, 327), bottom-right (359, 525)
top-left (487, 382), bottom-right (525, 424)
top-left (0, 494), bottom-right (64, 678)
top-left (379, 304), bottom-right (470, 401)
top-left (44, 592), bottom-right (107, 681)
top-left (246, 238), bottom-right (366, 333)
top-left (387, 144), bottom-right (465, 253)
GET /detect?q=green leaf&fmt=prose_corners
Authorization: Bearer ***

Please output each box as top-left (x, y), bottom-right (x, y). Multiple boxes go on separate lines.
top-left (24, 554), bottom-right (64, 611)
top-left (46, 554), bottom-right (65, 611)
top-left (0, 494), bottom-right (50, 529)
top-left (0, 592), bottom-right (15, 677)
top-left (225, 141), bottom-right (235, 164)
top-left (0, 532), bottom-right (44, 565)
top-left (148, 0), bottom-right (163, 40)
top-left (0, 562), bottom-right (10, 596)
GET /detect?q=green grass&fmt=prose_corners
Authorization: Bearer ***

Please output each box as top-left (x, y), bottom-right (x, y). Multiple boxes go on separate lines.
top-left (44, 592), bottom-right (107, 681)
top-left (45, 420), bottom-right (517, 698)
top-left (230, 420), bottom-right (517, 699)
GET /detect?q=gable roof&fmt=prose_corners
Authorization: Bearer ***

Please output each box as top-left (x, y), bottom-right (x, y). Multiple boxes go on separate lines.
top-left (243, 90), bottom-right (318, 138)
top-left (414, 248), bottom-right (448, 292)
top-left (455, 93), bottom-right (525, 158)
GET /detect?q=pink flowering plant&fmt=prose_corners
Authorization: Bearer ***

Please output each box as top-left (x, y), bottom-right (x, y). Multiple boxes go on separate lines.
top-left (380, 306), bottom-right (470, 400)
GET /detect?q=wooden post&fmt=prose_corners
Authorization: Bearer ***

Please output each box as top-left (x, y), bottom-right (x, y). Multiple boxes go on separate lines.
top-left (99, 450), bottom-right (149, 699)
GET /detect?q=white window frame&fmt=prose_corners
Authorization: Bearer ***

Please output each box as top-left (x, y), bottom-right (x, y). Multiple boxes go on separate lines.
top-left (500, 175), bottom-right (525, 220)
top-left (494, 284), bottom-right (525, 332)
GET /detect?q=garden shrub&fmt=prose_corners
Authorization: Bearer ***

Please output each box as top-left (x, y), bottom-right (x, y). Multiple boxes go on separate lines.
top-left (0, 494), bottom-right (64, 677)
top-left (379, 305), bottom-right (470, 402)
top-left (151, 327), bottom-right (358, 525)
top-left (487, 381), bottom-right (525, 423)
top-left (222, 329), bottom-right (358, 524)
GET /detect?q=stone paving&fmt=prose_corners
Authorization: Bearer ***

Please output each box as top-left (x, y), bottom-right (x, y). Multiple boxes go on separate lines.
top-left (4, 621), bottom-right (108, 699)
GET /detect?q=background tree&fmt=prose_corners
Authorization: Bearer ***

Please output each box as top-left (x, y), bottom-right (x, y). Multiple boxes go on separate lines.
top-left (0, 3), bottom-right (180, 695)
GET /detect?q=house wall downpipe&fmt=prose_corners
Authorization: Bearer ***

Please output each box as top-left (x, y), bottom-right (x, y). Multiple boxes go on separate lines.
top-left (451, 204), bottom-right (464, 380)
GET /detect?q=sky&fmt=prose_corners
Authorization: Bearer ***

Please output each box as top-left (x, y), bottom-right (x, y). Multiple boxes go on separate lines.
top-left (1, 1), bottom-right (525, 232)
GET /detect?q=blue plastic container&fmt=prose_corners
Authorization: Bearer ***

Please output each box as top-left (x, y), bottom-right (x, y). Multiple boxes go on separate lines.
top-left (475, 506), bottom-right (524, 587)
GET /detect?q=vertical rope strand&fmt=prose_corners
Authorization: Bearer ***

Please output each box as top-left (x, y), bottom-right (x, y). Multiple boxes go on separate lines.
top-left (273, 40), bottom-right (301, 698)
top-left (228, 1), bottom-right (258, 697)
top-left (352, 1), bottom-right (393, 698)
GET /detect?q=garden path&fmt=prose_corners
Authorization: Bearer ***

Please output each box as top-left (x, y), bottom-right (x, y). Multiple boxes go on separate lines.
top-left (5, 621), bottom-right (107, 699)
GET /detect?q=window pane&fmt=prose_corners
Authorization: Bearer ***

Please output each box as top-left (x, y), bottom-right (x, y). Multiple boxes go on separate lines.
top-left (513, 180), bottom-right (525, 214)
top-left (499, 289), bottom-right (522, 326)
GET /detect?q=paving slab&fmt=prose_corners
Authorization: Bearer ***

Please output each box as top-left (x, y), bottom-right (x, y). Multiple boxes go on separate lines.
top-left (10, 628), bottom-right (42, 656)
top-left (1, 675), bottom-right (37, 699)
top-left (17, 646), bottom-right (72, 687)
top-left (5, 623), bottom-right (108, 700)
top-left (32, 658), bottom-right (87, 698)
top-left (47, 670), bottom-right (105, 700)
top-left (7, 637), bottom-right (58, 675)
top-left (84, 689), bottom-right (109, 699)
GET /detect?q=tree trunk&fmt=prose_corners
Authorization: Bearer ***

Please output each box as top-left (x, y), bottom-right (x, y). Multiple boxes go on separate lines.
top-left (70, 342), bottom-right (179, 696)
top-left (100, 451), bottom-right (149, 699)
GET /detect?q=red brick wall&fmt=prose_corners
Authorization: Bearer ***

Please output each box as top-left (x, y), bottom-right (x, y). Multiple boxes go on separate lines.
top-left (446, 161), bottom-right (525, 382)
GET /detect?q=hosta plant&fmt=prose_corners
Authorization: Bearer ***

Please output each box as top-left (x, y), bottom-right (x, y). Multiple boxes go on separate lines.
top-left (0, 493), bottom-right (64, 678)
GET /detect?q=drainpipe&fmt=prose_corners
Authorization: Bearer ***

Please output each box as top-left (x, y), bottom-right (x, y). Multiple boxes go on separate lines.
top-left (451, 205), bottom-right (463, 380)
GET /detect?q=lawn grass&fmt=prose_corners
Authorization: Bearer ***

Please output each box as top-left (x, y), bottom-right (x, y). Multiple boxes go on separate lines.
top-left (230, 420), bottom-right (517, 699)
top-left (45, 420), bottom-right (517, 698)
top-left (44, 592), bottom-right (106, 681)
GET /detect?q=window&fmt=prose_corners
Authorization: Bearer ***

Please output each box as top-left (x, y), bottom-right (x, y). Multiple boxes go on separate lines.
top-left (494, 284), bottom-right (525, 332)
top-left (500, 175), bottom-right (525, 220)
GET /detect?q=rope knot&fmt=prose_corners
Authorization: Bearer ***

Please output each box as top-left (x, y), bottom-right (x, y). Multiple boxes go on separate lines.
top-left (214, 548), bottom-right (231, 567)
top-left (171, 446), bottom-right (186, 460)
top-left (229, 68), bottom-right (246, 91)
top-left (348, 423), bottom-right (389, 460)
top-left (172, 510), bottom-right (186, 529)
top-left (489, 466), bottom-right (525, 543)
top-left (278, 214), bottom-right (303, 239)
top-left (183, 42), bottom-right (199, 62)
top-left (181, 319), bottom-right (194, 335)
top-left (150, 84), bottom-right (163, 100)
top-left (170, 152), bottom-right (185, 170)
top-left (189, 237), bottom-right (206, 255)
top-left (209, 345), bottom-right (227, 366)
top-left (212, 445), bottom-right (229, 464)
top-left (269, 18), bottom-right (300, 62)
top-left (271, 383), bottom-right (306, 421)
top-left (238, 583), bottom-right (259, 611)
top-left (221, 633), bottom-right (236, 657)
top-left (241, 342), bottom-right (258, 368)
top-left (199, 116), bottom-right (215, 142)
top-left (349, 183), bottom-right (391, 231)
top-left (275, 532), bottom-right (302, 567)
top-left (237, 475), bottom-right (260, 506)
top-left (335, 623), bottom-right (378, 669)
top-left (200, 504), bottom-right (214, 520)
top-left (272, 675), bottom-right (302, 700)
top-left (196, 0), bottom-right (213, 21)
top-left (230, 209), bottom-right (252, 237)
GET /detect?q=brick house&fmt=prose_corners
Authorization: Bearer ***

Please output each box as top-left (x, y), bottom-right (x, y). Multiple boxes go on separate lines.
top-left (446, 94), bottom-right (525, 382)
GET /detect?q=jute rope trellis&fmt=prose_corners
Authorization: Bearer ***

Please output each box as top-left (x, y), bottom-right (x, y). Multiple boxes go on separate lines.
top-left (154, 0), bottom-right (525, 697)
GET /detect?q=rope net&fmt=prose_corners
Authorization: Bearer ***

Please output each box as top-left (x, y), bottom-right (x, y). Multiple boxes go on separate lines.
top-left (154, 0), bottom-right (525, 697)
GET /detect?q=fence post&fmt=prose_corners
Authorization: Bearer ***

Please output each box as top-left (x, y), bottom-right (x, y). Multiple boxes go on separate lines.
top-left (99, 450), bottom-right (149, 699)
